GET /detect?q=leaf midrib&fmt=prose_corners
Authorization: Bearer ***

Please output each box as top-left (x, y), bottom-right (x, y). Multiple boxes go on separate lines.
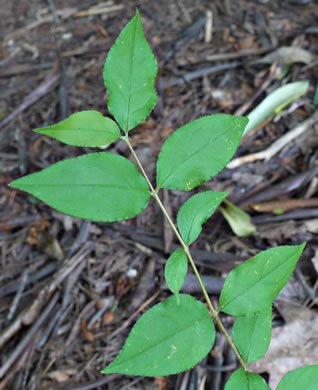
top-left (110, 313), bottom-right (211, 368)
top-left (17, 183), bottom-right (148, 192)
top-left (158, 126), bottom-right (234, 189)
top-left (186, 199), bottom-right (223, 244)
top-left (125, 15), bottom-right (138, 132)
top-left (246, 316), bottom-right (257, 362)
top-left (222, 251), bottom-right (299, 310)
top-left (42, 129), bottom-right (115, 133)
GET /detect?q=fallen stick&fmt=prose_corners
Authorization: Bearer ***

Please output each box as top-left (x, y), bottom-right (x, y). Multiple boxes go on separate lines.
top-left (205, 46), bottom-right (275, 62)
top-left (0, 292), bottom-right (60, 379)
top-left (52, 374), bottom-right (121, 390)
top-left (0, 243), bottom-right (92, 349)
top-left (0, 73), bottom-right (60, 130)
top-left (160, 62), bottom-right (239, 89)
top-left (228, 109), bottom-right (318, 169)
top-left (3, 4), bottom-right (123, 43)
top-left (74, 4), bottom-right (123, 17)
top-left (0, 63), bottom-right (52, 77)
top-left (0, 341), bottom-right (34, 390)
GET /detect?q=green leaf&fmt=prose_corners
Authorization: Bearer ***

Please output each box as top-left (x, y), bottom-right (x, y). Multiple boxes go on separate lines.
top-left (232, 307), bottom-right (272, 363)
top-left (276, 365), bottom-right (318, 390)
top-left (103, 10), bottom-right (157, 132)
top-left (219, 243), bottom-right (306, 316)
top-left (177, 191), bottom-right (228, 245)
top-left (156, 115), bottom-right (248, 191)
top-left (9, 152), bottom-right (150, 222)
top-left (102, 294), bottom-right (215, 376)
top-left (165, 249), bottom-right (188, 301)
top-left (225, 369), bottom-right (270, 390)
top-left (34, 111), bottom-right (121, 147)
top-left (219, 199), bottom-right (256, 237)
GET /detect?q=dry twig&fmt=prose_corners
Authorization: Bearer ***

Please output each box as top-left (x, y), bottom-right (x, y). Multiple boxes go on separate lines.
top-left (228, 110), bottom-right (318, 168)
top-left (0, 243), bottom-right (93, 349)
top-left (0, 292), bottom-right (60, 379)
top-left (0, 72), bottom-right (60, 130)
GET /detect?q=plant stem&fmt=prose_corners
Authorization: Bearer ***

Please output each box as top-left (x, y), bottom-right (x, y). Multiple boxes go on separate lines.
top-left (125, 138), bottom-right (247, 371)
top-left (125, 137), bottom-right (155, 192)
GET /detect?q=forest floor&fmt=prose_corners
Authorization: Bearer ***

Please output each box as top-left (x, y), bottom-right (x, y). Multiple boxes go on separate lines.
top-left (1, 0), bottom-right (318, 389)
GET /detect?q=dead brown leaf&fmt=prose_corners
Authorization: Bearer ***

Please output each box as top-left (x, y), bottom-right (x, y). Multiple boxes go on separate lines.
top-left (47, 368), bottom-right (76, 382)
top-left (81, 319), bottom-right (94, 343)
top-left (102, 311), bottom-right (115, 325)
top-left (258, 47), bottom-right (314, 65)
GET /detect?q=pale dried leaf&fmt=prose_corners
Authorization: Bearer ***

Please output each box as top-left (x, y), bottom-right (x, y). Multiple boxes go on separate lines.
top-left (249, 306), bottom-right (318, 389)
top-left (311, 248), bottom-right (318, 274)
top-left (258, 47), bottom-right (314, 65)
top-left (47, 368), bottom-right (76, 382)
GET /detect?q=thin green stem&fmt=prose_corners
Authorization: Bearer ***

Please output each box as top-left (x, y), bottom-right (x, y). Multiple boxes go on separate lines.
top-left (152, 192), bottom-right (247, 370)
top-left (125, 139), bottom-right (155, 193)
top-left (125, 138), bottom-right (247, 371)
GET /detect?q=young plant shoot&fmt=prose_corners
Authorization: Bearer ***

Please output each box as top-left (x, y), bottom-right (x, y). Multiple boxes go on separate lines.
top-left (9, 10), bottom-right (317, 389)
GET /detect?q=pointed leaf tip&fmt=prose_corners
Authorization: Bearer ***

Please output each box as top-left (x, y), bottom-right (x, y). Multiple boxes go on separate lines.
top-left (9, 152), bottom-right (150, 222)
top-left (33, 111), bottom-right (121, 147)
top-left (156, 115), bottom-right (248, 191)
top-left (165, 249), bottom-right (188, 297)
top-left (103, 11), bottom-right (157, 132)
top-left (219, 243), bottom-right (306, 316)
top-left (177, 191), bottom-right (228, 245)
